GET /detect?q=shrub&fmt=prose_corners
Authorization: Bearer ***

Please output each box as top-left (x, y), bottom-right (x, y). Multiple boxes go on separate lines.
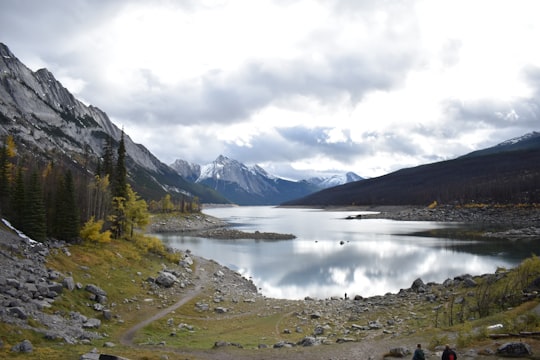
top-left (80, 217), bottom-right (112, 243)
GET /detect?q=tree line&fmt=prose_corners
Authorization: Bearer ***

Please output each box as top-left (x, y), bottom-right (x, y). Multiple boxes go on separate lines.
top-left (0, 133), bottom-right (199, 243)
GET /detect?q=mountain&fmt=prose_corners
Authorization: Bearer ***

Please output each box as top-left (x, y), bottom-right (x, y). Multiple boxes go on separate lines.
top-left (0, 42), bottom-right (227, 203)
top-left (306, 172), bottom-right (364, 189)
top-left (169, 155), bottom-right (362, 205)
top-left (283, 132), bottom-right (540, 206)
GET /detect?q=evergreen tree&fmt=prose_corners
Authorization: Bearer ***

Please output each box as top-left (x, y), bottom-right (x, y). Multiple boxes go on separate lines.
top-left (24, 171), bottom-right (46, 241)
top-left (54, 171), bottom-right (80, 241)
top-left (10, 166), bottom-right (25, 230)
top-left (114, 130), bottom-right (128, 200)
top-left (101, 135), bottom-right (114, 179)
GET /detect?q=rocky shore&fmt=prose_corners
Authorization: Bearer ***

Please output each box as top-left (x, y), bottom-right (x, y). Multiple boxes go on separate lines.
top-left (148, 212), bottom-right (296, 240)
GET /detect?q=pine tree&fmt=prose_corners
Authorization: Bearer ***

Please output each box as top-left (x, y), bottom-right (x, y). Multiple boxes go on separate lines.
top-left (101, 135), bottom-right (114, 179)
top-left (54, 171), bottom-right (80, 241)
top-left (24, 171), bottom-right (46, 241)
top-left (114, 130), bottom-right (128, 200)
top-left (10, 166), bottom-right (25, 230)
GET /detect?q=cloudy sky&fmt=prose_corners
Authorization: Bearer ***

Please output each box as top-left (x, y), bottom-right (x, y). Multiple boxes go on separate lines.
top-left (1, 0), bottom-right (539, 179)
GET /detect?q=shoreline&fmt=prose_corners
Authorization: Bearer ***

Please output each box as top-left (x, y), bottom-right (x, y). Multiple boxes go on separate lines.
top-left (150, 204), bottom-right (540, 240)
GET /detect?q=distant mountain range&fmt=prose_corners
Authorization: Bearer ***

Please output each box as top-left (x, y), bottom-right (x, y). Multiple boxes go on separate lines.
top-left (0, 42), bottom-right (361, 205)
top-left (284, 132), bottom-right (540, 206)
top-left (170, 155), bottom-right (363, 205)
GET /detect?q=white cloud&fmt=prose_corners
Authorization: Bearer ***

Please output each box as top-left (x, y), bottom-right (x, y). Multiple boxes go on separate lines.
top-left (0, 0), bottom-right (539, 179)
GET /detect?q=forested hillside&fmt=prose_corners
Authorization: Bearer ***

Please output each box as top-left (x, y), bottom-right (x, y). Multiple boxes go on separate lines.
top-left (284, 133), bottom-right (540, 206)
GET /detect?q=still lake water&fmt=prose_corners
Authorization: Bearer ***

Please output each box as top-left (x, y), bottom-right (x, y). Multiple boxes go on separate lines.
top-left (157, 206), bottom-right (538, 300)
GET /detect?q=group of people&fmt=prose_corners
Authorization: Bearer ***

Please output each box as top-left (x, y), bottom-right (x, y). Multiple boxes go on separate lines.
top-left (413, 344), bottom-right (457, 360)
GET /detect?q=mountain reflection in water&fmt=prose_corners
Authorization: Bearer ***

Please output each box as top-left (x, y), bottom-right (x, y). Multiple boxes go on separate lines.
top-left (157, 206), bottom-right (536, 300)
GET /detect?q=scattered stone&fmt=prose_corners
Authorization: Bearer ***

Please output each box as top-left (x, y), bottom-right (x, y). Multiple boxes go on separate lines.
top-left (85, 284), bottom-right (107, 297)
top-left (63, 276), bottom-right (75, 291)
top-left (389, 346), bottom-right (410, 357)
top-left (11, 339), bottom-right (32, 353)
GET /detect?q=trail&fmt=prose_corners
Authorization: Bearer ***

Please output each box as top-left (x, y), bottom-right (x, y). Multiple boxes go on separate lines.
top-left (119, 260), bottom-right (209, 346)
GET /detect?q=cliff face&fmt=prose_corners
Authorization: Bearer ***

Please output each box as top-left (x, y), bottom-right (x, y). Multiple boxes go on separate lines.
top-left (0, 43), bottom-right (225, 202)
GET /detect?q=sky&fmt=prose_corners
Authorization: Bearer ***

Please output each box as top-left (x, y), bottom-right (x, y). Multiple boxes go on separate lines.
top-left (1, 0), bottom-right (539, 180)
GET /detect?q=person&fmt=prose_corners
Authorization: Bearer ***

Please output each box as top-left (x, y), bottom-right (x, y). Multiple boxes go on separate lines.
top-left (413, 343), bottom-right (425, 360)
top-left (442, 344), bottom-right (457, 360)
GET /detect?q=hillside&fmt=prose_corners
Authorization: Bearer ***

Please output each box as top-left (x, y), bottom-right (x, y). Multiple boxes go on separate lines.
top-left (283, 132), bottom-right (540, 206)
top-left (0, 42), bottom-right (227, 203)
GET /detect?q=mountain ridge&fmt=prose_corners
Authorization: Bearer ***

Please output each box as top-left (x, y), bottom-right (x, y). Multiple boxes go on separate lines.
top-left (169, 154), bottom-right (363, 205)
top-left (0, 42), bottom-right (227, 203)
top-left (283, 131), bottom-right (540, 206)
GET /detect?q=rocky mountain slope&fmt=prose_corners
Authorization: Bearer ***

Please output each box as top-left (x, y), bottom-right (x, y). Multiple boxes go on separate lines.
top-left (0, 42), bottom-right (226, 203)
top-left (170, 155), bottom-right (363, 205)
top-left (284, 131), bottom-right (540, 206)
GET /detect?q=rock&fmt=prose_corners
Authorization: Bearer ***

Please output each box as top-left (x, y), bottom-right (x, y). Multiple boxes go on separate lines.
top-left (313, 325), bottom-right (324, 335)
top-left (213, 341), bottom-right (230, 348)
top-left (497, 342), bottom-right (533, 357)
top-left (63, 276), bottom-right (75, 291)
top-left (310, 311), bottom-right (322, 319)
top-left (214, 307), bottom-right (228, 313)
top-left (11, 339), bottom-right (32, 353)
top-left (389, 346), bottom-right (410, 357)
top-left (411, 278), bottom-right (426, 292)
top-left (85, 284), bottom-right (107, 297)
top-left (79, 352), bottom-right (100, 360)
top-left (8, 306), bottom-right (27, 320)
top-left (463, 277), bottom-right (477, 288)
top-left (103, 342), bottom-right (115, 347)
top-left (156, 272), bottom-right (178, 288)
top-left (83, 318), bottom-right (101, 329)
top-left (297, 336), bottom-right (319, 346)
top-left (273, 341), bottom-right (295, 348)
top-left (368, 320), bottom-right (382, 329)
top-left (103, 309), bottom-right (113, 320)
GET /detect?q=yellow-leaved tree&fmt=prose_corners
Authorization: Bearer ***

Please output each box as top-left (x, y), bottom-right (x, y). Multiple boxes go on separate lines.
top-left (80, 216), bottom-right (112, 243)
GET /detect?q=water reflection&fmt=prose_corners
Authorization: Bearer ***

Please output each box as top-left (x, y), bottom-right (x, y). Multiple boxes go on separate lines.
top-left (157, 206), bottom-right (535, 300)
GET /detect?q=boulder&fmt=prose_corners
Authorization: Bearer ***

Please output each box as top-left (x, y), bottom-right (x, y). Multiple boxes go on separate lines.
top-left (8, 306), bottom-right (27, 320)
top-left (85, 284), bottom-right (107, 297)
top-left (411, 278), bottom-right (426, 292)
top-left (156, 272), bottom-right (178, 288)
top-left (389, 346), bottom-right (410, 357)
top-left (497, 342), bottom-right (533, 357)
top-left (297, 336), bottom-right (319, 346)
top-left (63, 276), bottom-right (75, 291)
top-left (11, 339), bottom-right (32, 353)
top-left (83, 318), bottom-right (101, 329)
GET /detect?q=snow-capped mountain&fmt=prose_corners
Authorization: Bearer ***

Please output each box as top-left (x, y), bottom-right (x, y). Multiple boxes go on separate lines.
top-left (169, 159), bottom-right (201, 182)
top-left (170, 155), bottom-right (362, 205)
top-left (306, 172), bottom-right (364, 189)
top-left (0, 42), bottom-right (225, 203)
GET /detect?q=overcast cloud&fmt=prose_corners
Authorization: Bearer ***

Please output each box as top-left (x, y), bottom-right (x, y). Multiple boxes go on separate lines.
top-left (1, 0), bottom-right (539, 179)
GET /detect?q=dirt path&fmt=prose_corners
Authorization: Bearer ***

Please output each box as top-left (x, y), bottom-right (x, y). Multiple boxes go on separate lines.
top-left (119, 259), bottom-right (209, 346)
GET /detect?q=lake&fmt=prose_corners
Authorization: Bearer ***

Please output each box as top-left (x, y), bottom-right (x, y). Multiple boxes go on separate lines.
top-left (157, 206), bottom-right (537, 300)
